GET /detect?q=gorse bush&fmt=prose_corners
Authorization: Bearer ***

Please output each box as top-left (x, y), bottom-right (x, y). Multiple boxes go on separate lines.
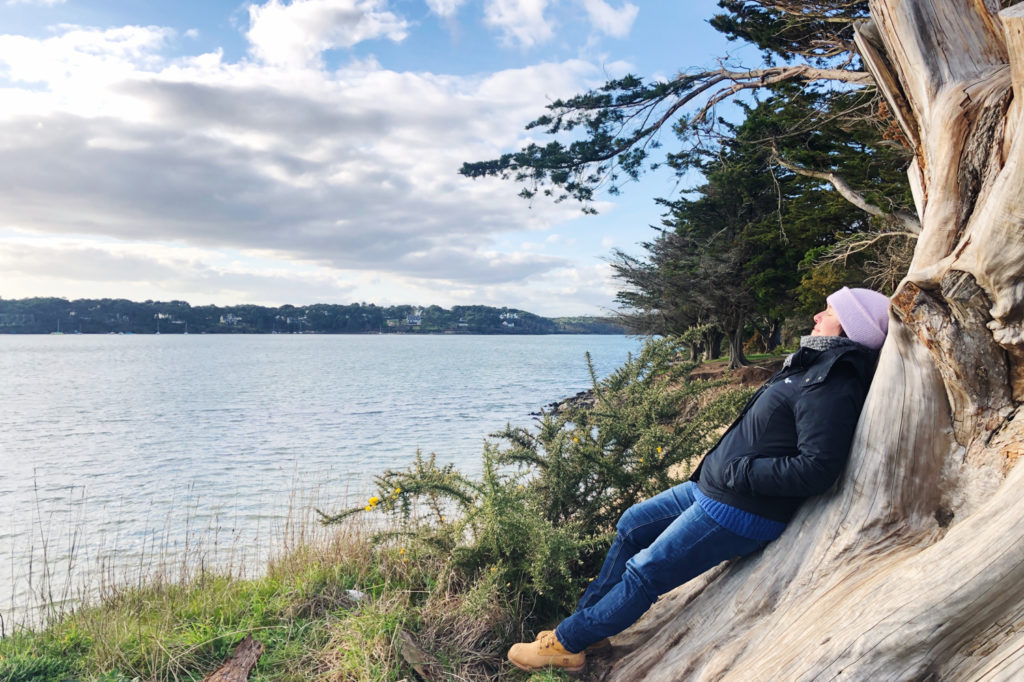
top-left (320, 337), bottom-right (755, 675)
top-left (498, 339), bottom-right (753, 535)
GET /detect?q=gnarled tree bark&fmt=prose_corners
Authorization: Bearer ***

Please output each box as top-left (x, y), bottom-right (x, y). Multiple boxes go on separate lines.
top-left (597, 2), bottom-right (1024, 679)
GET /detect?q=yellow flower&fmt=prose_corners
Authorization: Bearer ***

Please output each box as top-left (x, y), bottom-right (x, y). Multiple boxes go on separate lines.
top-left (573, 437), bottom-right (579, 443)
top-left (394, 487), bottom-right (402, 494)
top-left (440, 516), bottom-right (445, 522)
top-left (657, 446), bottom-right (663, 453)
top-left (491, 566), bottom-right (497, 572)
top-left (399, 547), bottom-right (406, 555)
top-left (369, 496), bottom-right (380, 506)
top-left (364, 505), bottom-right (372, 511)
top-left (403, 558), bottom-right (408, 563)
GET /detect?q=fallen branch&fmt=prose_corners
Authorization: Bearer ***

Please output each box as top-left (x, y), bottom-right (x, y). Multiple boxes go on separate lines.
top-left (202, 635), bottom-right (264, 682)
top-left (396, 629), bottom-right (444, 681)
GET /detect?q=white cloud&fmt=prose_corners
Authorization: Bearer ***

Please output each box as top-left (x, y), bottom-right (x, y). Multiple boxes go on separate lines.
top-left (6, 0), bottom-right (66, 5)
top-left (484, 0), bottom-right (555, 48)
top-left (0, 237), bottom-right (360, 305)
top-left (0, 25), bottom-right (174, 88)
top-left (578, 0), bottom-right (637, 38)
top-left (246, 0), bottom-right (409, 68)
top-left (424, 0), bottom-right (468, 18)
top-left (545, 233), bottom-right (577, 246)
top-left (0, 24), bottom-right (603, 299)
top-left (443, 262), bottom-right (619, 315)
top-left (0, 235), bottom-right (610, 314)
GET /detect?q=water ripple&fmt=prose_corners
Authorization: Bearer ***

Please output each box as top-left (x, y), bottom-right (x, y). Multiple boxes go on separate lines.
top-left (0, 333), bottom-right (639, 622)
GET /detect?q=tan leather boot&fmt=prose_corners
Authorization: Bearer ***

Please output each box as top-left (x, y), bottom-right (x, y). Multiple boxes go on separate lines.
top-left (536, 629), bottom-right (610, 651)
top-left (508, 631), bottom-right (585, 672)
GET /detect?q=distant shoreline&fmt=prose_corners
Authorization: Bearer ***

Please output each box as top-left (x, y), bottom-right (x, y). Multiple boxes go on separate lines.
top-left (0, 297), bottom-right (628, 335)
top-left (8, 330), bottom-right (627, 335)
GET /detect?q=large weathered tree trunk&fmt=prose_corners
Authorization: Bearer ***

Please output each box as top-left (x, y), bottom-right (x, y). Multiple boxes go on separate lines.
top-left (597, 2), bottom-right (1024, 679)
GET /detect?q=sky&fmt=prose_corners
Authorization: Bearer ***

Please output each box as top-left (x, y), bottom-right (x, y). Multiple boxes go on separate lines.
top-left (0, 0), bottom-right (750, 316)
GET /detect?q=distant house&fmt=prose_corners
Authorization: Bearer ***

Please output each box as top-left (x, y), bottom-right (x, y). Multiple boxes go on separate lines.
top-left (458, 317), bottom-right (469, 328)
top-left (220, 313), bottom-right (242, 325)
top-left (406, 309), bottom-right (423, 326)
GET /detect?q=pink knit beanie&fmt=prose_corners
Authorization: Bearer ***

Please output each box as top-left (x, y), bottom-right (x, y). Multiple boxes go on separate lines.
top-left (826, 287), bottom-right (890, 350)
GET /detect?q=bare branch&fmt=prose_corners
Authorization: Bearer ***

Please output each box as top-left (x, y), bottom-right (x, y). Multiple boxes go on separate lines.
top-left (761, 1), bottom-right (866, 23)
top-left (772, 149), bottom-right (921, 233)
top-left (711, 63), bottom-right (871, 86)
top-left (818, 230), bottom-right (919, 265)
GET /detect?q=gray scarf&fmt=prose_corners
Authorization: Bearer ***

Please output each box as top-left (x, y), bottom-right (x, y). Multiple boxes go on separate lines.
top-left (783, 335), bottom-right (861, 369)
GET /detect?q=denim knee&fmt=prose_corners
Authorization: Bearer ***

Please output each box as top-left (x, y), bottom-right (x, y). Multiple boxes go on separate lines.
top-left (615, 498), bottom-right (670, 543)
top-left (615, 504), bottom-right (644, 542)
top-left (622, 559), bottom-right (661, 604)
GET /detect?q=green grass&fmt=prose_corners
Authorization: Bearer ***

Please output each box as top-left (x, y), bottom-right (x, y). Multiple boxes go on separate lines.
top-left (743, 349), bottom-right (793, 362)
top-left (0, 525), bottom-right (421, 681)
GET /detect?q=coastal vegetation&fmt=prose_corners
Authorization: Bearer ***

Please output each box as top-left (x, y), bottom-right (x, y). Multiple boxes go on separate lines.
top-left (0, 298), bottom-right (624, 335)
top-left (0, 338), bottom-right (758, 680)
top-left (8, 0), bottom-right (1024, 678)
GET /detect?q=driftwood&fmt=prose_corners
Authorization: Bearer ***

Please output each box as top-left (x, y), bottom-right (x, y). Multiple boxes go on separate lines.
top-left (594, 1), bottom-right (1024, 680)
top-left (201, 635), bottom-right (264, 682)
top-left (396, 629), bottom-right (444, 681)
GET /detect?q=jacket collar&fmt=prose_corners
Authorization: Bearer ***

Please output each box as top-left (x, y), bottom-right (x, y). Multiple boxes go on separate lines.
top-left (789, 342), bottom-right (877, 386)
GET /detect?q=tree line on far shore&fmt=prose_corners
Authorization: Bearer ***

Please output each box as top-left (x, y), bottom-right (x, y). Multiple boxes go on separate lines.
top-left (0, 297), bottom-right (625, 335)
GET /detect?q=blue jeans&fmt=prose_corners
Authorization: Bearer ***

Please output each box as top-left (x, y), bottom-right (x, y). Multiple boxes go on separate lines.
top-left (555, 481), bottom-right (767, 653)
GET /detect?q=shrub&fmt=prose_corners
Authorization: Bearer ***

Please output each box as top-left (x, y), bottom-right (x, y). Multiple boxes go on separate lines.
top-left (320, 337), bottom-right (754, 676)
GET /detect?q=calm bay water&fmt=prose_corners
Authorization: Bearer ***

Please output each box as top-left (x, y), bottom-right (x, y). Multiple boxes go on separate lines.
top-left (0, 333), bottom-right (640, 624)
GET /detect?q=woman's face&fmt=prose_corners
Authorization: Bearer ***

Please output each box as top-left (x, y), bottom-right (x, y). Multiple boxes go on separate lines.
top-left (812, 304), bottom-right (843, 337)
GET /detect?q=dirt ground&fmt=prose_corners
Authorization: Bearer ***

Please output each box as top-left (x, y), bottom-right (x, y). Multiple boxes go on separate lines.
top-left (687, 357), bottom-right (785, 387)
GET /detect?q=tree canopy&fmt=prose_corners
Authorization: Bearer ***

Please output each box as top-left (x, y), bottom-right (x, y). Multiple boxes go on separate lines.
top-left (463, 0), bottom-right (916, 358)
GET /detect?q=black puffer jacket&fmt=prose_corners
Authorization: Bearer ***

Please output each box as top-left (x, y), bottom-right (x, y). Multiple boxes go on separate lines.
top-left (692, 343), bottom-right (877, 523)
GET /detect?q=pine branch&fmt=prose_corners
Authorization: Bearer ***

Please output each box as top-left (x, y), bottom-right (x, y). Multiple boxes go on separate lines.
top-left (461, 65), bottom-right (872, 191)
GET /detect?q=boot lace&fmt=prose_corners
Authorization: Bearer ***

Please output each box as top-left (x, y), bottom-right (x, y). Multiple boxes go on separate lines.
top-left (538, 631), bottom-right (559, 651)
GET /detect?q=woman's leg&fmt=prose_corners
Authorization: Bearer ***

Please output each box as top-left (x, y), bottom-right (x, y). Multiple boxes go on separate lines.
top-left (575, 481), bottom-right (701, 612)
top-left (556, 496), bottom-right (764, 653)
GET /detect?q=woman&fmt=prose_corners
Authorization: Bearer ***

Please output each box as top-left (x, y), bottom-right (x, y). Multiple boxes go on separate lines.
top-left (508, 287), bottom-right (890, 673)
